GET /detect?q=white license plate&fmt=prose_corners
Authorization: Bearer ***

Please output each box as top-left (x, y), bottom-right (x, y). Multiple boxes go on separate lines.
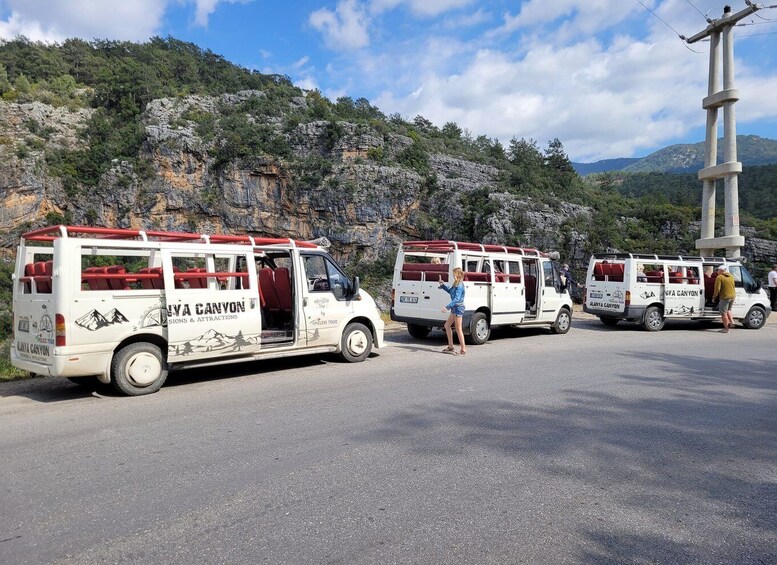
top-left (399, 296), bottom-right (418, 303)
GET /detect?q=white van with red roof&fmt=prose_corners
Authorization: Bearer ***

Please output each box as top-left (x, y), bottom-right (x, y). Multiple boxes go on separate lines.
top-left (583, 253), bottom-right (771, 330)
top-left (391, 240), bottom-right (573, 343)
top-left (11, 225), bottom-right (384, 395)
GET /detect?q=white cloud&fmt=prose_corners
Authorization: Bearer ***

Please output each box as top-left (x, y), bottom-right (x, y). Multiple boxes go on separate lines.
top-left (193, 0), bottom-right (251, 28)
top-left (0, 0), bottom-right (248, 42)
top-left (370, 0), bottom-right (475, 18)
top-left (364, 0), bottom-right (777, 160)
top-left (309, 0), bottom-right (370, 51)
top-left (0, 0), bottom-right (167, 42)
top-left (441, 8), bottom-right (492, 30)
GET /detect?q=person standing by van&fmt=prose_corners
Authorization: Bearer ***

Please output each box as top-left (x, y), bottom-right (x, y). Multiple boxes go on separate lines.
top-left (768, 264), bottom-right (777, 312)
top-left (713, 265), bottom-right (736, 333)
top-left (439, 267), bottom-right (467, 355)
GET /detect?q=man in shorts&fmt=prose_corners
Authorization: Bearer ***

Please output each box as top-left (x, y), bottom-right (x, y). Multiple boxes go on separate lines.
top-left (712, 265), bottom-right (736, 333)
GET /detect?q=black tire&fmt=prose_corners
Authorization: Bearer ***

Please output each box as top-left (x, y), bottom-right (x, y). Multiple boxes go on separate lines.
top-left (599, 316), bottom-right (620, 326)
top-left (111, 342), bottom-right (168, 396)
top-left (407, 323), bottom-right (432, 339)
top-left (340, 322), bottom-right (373, 363)
top-left (742, 306), bottom-right (766, 329)
top-left (466, 312), bottom-right (490, 345)
top-left (641, 306), bottom-right (665, 332)
top-left (552, 308), bottom-right (572, 334)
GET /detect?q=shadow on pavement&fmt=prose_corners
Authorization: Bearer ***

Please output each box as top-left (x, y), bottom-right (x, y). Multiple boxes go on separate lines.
top-left (353, 351), bottom-right (777, 563)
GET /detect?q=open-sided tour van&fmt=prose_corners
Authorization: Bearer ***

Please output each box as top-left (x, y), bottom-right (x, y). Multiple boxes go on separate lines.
top-left (11, 225), bottom-right (384, 395)
top-left (583, 253), bottom-right (771, 331)
top-left (391, 240), bottom-right (573, 343)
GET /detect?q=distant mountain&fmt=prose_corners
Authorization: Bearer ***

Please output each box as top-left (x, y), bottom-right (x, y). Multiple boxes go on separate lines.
top-left (573, 135), bottom-right (777, 175)
top-left (572, 158), bottom-right (640, 175)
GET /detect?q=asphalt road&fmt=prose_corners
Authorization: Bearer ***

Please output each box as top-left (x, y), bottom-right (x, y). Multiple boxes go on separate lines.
top-left (1, 316), bottom-right (775, 564)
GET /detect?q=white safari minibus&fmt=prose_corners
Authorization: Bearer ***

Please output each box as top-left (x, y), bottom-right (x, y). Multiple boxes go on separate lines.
top-left (391, 240), bottom-right (573, 343)
top-left (11, 225), bottom-right (384, 395)
top-left (583, 253), bottom-right (771, 331)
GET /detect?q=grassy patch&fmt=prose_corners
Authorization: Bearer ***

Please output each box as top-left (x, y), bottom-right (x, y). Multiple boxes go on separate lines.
top-left (0, 341), bottom-right (30, 381)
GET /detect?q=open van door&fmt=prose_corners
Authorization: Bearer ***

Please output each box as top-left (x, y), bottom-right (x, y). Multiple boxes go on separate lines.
top-left (164, 250), bottom-right (262, 363)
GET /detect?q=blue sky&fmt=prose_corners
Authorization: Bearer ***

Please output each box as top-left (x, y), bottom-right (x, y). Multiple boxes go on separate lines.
top-left (1, 0), bottom-right (776, 162)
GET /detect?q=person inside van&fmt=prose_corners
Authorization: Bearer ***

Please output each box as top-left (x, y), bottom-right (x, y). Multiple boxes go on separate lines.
top-left (439, 267), bottom-right (467, 356)
top-left (430, 257), bottom-right (442, 264)
top-left (636, 264), bottom-right (648, 282)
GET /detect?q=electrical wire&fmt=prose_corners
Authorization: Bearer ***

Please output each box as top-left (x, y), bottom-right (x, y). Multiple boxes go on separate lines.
top-left (684, 0), bottom-right (711, 22)
top-left (738, 30), bottom-right (777, 37)
top-left (634, 0), bottom-right (686, 37)
top-left (633, 0), bottom-right (703, 52)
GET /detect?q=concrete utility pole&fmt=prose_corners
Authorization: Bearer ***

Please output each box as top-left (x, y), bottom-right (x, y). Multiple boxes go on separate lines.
top-left (686, 2), bottom-right (762, 258)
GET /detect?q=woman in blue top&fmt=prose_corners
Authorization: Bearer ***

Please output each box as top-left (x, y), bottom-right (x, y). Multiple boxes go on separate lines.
top-left (439, 267), bottom-right (467, 355)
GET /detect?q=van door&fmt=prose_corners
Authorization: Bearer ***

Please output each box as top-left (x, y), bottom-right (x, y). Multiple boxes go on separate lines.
top-left (728, 265), bottom-right (757, 318)
top-left (537, 260), bottom-right (565, 321)
top-left (491, 259), bottom-right (525, 324)
top-left (664, 266), bottom-right (701, 318)
top-left (165, 251), bottom-right (262, 363)
top-left (12, 250), bottom-right (56, 371)
top-left (300, 253), bottom-right (353, 347)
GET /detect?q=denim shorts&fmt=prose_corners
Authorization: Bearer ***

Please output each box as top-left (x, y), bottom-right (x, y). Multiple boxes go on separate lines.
top-left (451, 304), bottom-right (465, 317)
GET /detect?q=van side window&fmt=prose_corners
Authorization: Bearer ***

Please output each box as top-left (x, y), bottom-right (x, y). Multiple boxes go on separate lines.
top-left (728, 266), bottom-right (744, 288)
top-left (542, 262), bottom-right (556, 287)
top-left (81, 248), bottom-right (152, 291)
top-left (304, 254), bottom-right (348, 298)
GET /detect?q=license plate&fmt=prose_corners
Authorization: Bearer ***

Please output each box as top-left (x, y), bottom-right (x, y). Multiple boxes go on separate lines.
top-left (399, 296), bottom-right (418, 303)
top-left (17, 319), bottom-right (29, 332)
top-left (589, 291), bottom-right (603, 299)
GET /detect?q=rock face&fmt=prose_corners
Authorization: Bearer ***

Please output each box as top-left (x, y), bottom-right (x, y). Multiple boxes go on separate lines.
top-left (0, 94), bottom-right (773, 270)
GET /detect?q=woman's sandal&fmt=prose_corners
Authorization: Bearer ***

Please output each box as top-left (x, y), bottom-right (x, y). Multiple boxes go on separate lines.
top-left (459, 350), bottom-right (467, 356)
top-left (442, 347), bottom-right (456, 354)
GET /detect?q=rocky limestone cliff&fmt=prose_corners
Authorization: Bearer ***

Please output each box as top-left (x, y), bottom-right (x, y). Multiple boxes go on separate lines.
top-left (0, 92), bottom-right (584, 262)
top-left (0, 92), bottom-right (773, 271)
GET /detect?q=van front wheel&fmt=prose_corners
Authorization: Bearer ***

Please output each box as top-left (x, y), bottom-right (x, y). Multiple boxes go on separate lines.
top-left (340, 322), bottom-right (373, 363)
top-left (742, 306), bottom-right (766, 329)
top-left (641, 306), bottom-right (665, 332)
top-left (111, 342), bottom-right (168, 396)
top-left (552, 309), bottom-right (572, 334)
top-left (466, 312), bottom-right (490, 345)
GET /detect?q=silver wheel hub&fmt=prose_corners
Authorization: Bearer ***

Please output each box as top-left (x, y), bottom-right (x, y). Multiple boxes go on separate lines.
top-left (475, 319), bottom-right (489, 339)
top-left (347, 330), bottom-right (368, 355)
top-left (125, 352), bottom-right (162, 387)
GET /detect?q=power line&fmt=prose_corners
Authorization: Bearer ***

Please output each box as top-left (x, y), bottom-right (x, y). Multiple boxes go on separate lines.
top-left (738, 30), bottom-right (777, 37)
top-left (633, 0), bottom-right (703, 51)
top-left (634, 0), bottom-right (686, 38)
top-left (684, 0), bottom-right (711, 22)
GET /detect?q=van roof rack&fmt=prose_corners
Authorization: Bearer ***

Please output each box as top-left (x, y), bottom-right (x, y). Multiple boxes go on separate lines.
top-left (21, 225), bottom-right (319, 249)
top-left (591, 252), bottom-right (733, 263)
top-left (403, 240), bottom-right (545, 258)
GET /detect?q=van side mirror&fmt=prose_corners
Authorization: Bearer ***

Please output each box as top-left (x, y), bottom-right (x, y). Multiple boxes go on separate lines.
top-left (350, 276), bottom-right (360, 298)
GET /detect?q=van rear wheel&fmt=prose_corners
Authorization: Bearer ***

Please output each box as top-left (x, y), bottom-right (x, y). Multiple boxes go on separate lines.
top-left (111, 342), bottom-right (168, 396)
top-left (641, 306), bottom-right (665, 332)
top-left (466, 312), bottom-right (490, 345)
top-left (340, 322), bottom-right (373, 363)
top-left (407, 323), bottom-right (431, 339)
